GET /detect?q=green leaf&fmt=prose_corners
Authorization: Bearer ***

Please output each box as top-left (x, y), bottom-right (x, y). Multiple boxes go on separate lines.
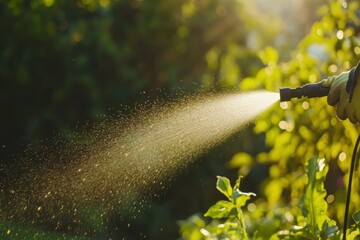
top-left (320, 220), bottom-right (338, 239)
top-left (216, 176), bottom-right (233, 200)
top-left (353, 211), bottom-right (360, 224)
top-left (204, 200), bottom-right (236, 219)
top-left (301, 158), bottom-right (329, 237)
top-left (215, 221), bottom-right (241, 235)
top-left (235, 194), bottom-right (252, 209)
top-left (346, 229), bottom-right (360, 240)
top-left (232, 177), bottom-right (256, 209)
top-left (234, 175), bottom-right (242, 191)
top-left (258, 46), bottom-right (279, 65)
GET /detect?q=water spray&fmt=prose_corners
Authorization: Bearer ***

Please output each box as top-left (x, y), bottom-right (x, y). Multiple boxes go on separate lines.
top-left (278, 62), bottom-right (360, 240)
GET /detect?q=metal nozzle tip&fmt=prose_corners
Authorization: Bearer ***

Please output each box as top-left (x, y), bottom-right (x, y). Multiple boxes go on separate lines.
top-left (279, 87), bottom-right (291, 102)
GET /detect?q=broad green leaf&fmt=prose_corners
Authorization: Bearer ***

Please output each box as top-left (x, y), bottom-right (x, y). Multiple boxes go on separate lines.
top-left (301, 158), bottom-right (329, 237)
top-left (320, 220), bottom-right (338, 239)
top-left (353, 211), bottom-right (360, 224)
top-left (346, 230), bottom-right (360, 240)
top-left (204, 200), bottom-right (236, 219)
top-left (216, 176), bottom-right (233, 200)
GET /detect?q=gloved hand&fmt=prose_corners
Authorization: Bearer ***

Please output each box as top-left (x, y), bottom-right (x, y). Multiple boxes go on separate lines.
top-left (321, 70), bottom-right (360, 124)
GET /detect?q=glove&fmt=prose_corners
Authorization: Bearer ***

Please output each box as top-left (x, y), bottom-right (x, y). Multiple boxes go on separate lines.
top-left (321, 70), bottom-right (360, 124)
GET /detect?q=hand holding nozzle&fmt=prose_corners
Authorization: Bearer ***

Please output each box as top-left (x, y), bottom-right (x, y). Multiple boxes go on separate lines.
top-left (321, 71), bottom-right (351, 121)
top-left (279, 61), bottom-right (360, 124)
top-left (321, 63), bottom-right (360, 123)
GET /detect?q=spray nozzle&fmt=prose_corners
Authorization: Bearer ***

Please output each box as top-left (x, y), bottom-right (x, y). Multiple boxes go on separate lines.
top-left (279, 82), bottom-right (330, 102)
top-left (280, 61), bottom-right (360, 102)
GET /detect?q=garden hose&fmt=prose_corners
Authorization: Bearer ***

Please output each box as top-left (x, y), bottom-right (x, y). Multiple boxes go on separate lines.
top-left (343, 133), bottom-right (360, 240)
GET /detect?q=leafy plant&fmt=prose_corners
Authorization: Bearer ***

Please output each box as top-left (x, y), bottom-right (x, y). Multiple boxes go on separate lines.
top-left (270, 158), bottom-right (339, 240)
top-left (179, 158), bottom-right (360, 239)
top-left (180, 176), bottom-right (256, 240)
top-left (183, 0), bottom-right (360, 238)
top-left (182, 1), bottom-right (360, 239)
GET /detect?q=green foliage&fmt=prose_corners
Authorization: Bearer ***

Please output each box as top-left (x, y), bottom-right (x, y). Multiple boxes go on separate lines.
top-left (181, 1), bottom-right (360, 239)
top-left (180, 175), bottom-right (255, 240)
top-left (178, 215), bottom-right (207, 240)
top-left (269, 158), bottom-right (340, 240)
top-left (179, 158), bottom-right (360, 239)
top-left (205, 176), bottom-right (256, 221)
top-left (245, 0), bottom-right (360, 228)
top-left (238, 0), bottom-right (360, 228)
top-left (346, 211), bottom-right (360, 239)
top-left (302, 158), bottom-right (331, 236)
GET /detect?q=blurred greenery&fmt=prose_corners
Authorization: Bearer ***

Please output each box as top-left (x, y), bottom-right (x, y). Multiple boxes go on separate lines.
top-left (1, 0), bottom-right (359, 239)
top-left (180, 0), bottom-right (360, 239)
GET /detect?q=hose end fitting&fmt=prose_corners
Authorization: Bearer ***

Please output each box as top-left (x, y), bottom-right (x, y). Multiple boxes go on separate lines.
top-left (279, 82), bottom-right (330, 102)
top-left (279, 88), bottom-right (290, 102)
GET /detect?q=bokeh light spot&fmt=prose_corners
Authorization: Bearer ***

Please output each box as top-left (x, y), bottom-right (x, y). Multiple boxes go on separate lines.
top-left (285, 212), bottom-right (294, 222)
top-left (339, 152), bottom-right (346, 161)
top-left (328, 64), bottom-right (338, 73)
top-left (309, 74), bottom-right (317, 83)
top-left (280, 102), bottom-right (288, 109)
top-left (99, 0), bottom-right (110, 8)
top-left (354, 47), bottom-right (360, 55)
top-left (326, 194), bottom-right (335, 204)
top-left (341, 1), bottom-right (348, 8)
top-left (331, 118), bottom-right (337, 126)
top-left (302, 101), bottom-right (309, 110)
top-left (247, 203), bottom-right (256, 212)
top-left (279, 120), bottom-right (288, 130)
top-left (336, 30), bottom-right (344, 40)
top-left (43, 0), bottom-right (54, 7)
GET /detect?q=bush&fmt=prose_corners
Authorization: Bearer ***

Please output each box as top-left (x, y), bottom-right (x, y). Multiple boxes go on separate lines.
top-left (180, 0), bottom-right (360, 239)
top-left (179, 158), bottom-right (360, 239)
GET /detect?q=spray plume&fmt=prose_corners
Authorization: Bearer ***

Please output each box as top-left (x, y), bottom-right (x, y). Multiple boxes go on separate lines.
top-left (2, 91), bottom-right (278, 237)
